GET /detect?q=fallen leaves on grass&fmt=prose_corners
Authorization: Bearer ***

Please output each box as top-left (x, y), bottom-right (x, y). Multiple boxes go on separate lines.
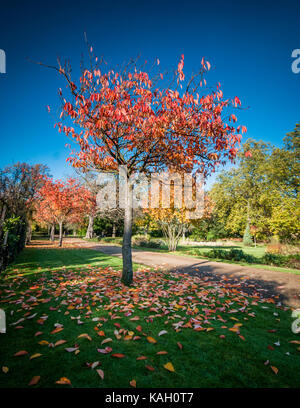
top-left (164, 362), bottom-right (175, 372)
top-left (29, 376), bottom-right (40, 386)
top-left (30, 353), bottom-right (42, 360)
top-left (97, 369), bottom-right (104, 380)
top-left (271, 366), bottom-right (279, 375)
top-left (130, 379), bottom-right (136, 387)
top-left (1, 261), bottom-right (293, 387)
top-left (55, 377), bottom-right (72, 385)
top-left (14, 350), bottom-right (28, 357)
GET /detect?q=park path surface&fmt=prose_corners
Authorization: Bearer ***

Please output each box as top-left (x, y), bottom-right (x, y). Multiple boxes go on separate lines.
top-left (65, 238), bottom-right (300, 308)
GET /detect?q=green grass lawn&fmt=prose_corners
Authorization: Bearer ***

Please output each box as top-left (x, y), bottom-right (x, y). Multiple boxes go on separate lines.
top-left (1, 245), bottom-right (300, 388)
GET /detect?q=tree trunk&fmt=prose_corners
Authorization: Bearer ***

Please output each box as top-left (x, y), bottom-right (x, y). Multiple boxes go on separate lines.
top-left (121, 178), bottom-right (133, 286)
top-left (50, 224), bottom-right (55, 242)
top-left (26, 224), bottom-right (32, 244)
top-left (112, 222), bottom-right (116, 238)
top-left (58, 221), bottom-right (63, 247)
top-left (85, 214), bottom-right (94, 239)
top-left (182, 226), bottom-right (186, 243)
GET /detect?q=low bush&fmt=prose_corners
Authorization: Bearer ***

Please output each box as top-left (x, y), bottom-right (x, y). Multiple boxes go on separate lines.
top-left (202, 248), bottom-right (300, 270)
top-left (0, 216), bottom-right (27, 273)
top-left (203, 249), bottom-right (257, 264)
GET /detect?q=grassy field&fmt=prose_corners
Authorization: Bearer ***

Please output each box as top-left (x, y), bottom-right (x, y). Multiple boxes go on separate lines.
top-left (1, 244), bottom-right (300, 388)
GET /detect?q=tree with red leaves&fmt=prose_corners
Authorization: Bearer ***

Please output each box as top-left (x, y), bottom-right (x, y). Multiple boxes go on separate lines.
top-left (35, 178), bottom-right (86, 246)
top-left (43, 49), bottom-right (246, 284)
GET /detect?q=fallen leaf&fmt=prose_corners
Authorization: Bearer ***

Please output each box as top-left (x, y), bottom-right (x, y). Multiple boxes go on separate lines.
top-left (147, 336), bottom-right (157, 344)
top-left (130, 379), bottom-right (136, 387)
top-left (65, 347), bottom-right (78, 353)
top-left (55, 377), bottom-right (71, 385)
top-left (14, 350), bottom-right (28, 357)
top-left (271, 366), bottom-right (278, 375)
top-left (51, 327), bottom-right (63, 334)
top-left (28, 376), bottom-right (41, 386)
top-left (111, 353), bottom-right (125, 358)
top-left (145, 365), bottom-right (155, 371)
top-left (2, 367), bottom-right (9, 374)
top-left (97, 369), bottom-right (104, 380)
top-left (101, 338), bottom-right (113, 345)
top-left (30, 353), bottom-right (42, 360)
top-left (164, 362), bottom-right (175, 372)
top-left (77, 333), bottom-right (92, 341)
top-left (54, 340), bottom-right (66, 347)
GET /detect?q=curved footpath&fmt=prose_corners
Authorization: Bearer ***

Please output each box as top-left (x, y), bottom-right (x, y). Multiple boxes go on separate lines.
top-left (66, 239), bottom-right (300, 308)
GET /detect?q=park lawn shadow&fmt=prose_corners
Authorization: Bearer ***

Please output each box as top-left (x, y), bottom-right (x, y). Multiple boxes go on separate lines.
top-left (2, 247), bottom-right (142, 281)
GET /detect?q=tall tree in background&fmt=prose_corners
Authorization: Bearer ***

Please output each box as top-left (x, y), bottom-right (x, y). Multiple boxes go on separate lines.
top-left (44, 48), bottom-right (246, 284)
top-left (0, 163), bottom-right (49, 271)
top-left (36, 178), bottom-right (86, 246)
top-left (210, 128), bottom-right (300, 242)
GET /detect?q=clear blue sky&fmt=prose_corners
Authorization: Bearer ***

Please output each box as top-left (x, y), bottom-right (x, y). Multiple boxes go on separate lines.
top-left (0, 0), bottom-right (299, 183)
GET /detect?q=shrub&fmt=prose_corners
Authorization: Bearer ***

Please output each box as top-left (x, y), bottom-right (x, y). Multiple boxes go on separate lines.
top-left (203, 248), bottom-right (257, 264)
top-left (201, 247), bottom-right (300, 270)
top-left (0, 216), bottom-right (27, 273)
top-left (266, 243), bottom-right (300, 256)
top-left (138, 240), bottom-right (162, 248)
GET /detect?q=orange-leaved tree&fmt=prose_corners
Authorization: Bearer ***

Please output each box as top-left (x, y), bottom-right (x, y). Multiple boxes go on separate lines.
top-left (35, 178), bottom-right (87, 246)
top-left (44, 49), bottom-right (246, 284)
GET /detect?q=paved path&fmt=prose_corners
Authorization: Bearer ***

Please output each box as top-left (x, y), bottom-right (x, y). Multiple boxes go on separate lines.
top-left (66, 239), bottom-right (300, 308)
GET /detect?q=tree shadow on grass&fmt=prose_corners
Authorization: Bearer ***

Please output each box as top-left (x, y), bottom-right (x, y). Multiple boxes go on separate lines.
top-left (168, 262), bottom-right (300, 308)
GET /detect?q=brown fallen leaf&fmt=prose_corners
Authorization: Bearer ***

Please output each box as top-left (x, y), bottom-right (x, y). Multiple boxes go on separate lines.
top-left (14, 350), bottom-right (28, 357)
top-left (130, 379), bottom-right (136, 388)
top-left (271, 366), bottom-right (278, 375)
top-left (101, 338), bottom-right (113, 345)
top-left (54, 340), bottom-right (67, 347)
top-left (156, 351), bottom-right (168, 355)
top-left (145, 365), bottom-right (155, 371)
top-left (2, 366), bottom-right (9, 374)
top-left (137, 356), bottom-right (147, 360)
top-left (29, 376), bottom-right (40, 386)
top-left (77, 333), bottom-right (92, 341)
top-left (147, 336), bottom-right (157, 344)
top-left (111, 353), bottom-right (125, 358)
top-left (177, 342), bottom-right (183, 350)
top-left (51, 327), bottom-right (63, 334)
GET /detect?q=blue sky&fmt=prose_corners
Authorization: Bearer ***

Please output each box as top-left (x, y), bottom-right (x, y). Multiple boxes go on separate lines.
top-left (0, 0), bottom-right (299, 184)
